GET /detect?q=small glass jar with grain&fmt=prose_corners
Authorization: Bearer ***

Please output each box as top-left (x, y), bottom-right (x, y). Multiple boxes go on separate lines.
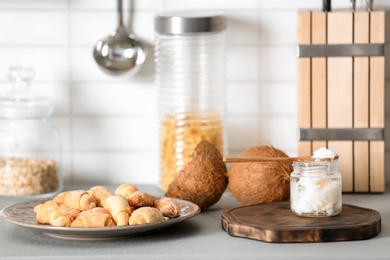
top-left (0, 66), bottom-right (62, 198)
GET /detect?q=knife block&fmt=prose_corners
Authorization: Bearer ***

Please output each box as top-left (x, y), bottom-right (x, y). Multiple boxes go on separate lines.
top-left (296, 10), bottom-right (385, 193)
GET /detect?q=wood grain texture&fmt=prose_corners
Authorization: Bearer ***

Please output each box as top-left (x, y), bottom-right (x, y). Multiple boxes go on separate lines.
top-left (370, 11), bottom-right (385, 128)
top-left (353, 12), bottom-right (370, 192)
top-left (369, 11), bottom-right (385, 192)
top-left (328, 141), bottom-right (353, 192)
top-left (298, 141), bottom-right (312, 158)
top-left (297, 12), bottom-right (312, 156)
top-left (296, 10), bottom-right (385, 193)
top-left (370, 141), bottom-right (385, 192)
top-left (353, 12), bottom-right (369, 128)
top-left (354, 141), bottom-right (369, 192)
top-left (311, 12), bottom-right (327, 151)
top-left (369, 56), bottom-right (385, 128)
top-left (327, 12), bottom-right (353, 192)
top-left (221, 201), bottom-right (381, 243)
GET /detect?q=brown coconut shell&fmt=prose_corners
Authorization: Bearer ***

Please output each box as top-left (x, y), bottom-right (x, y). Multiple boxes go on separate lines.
top-left (165, 140), bottom-right (227, 210)
top-left (227, 145), bottom-right (292, 206)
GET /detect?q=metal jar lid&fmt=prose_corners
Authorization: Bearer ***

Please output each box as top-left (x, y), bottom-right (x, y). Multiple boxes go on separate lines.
top-left (155, 10), bottom-right (226, 35)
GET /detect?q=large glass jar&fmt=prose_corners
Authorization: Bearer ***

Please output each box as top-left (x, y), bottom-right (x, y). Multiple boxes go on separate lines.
top-left (290, 159), bottom-right (342, 217)
top-left (155, 11), bottom-right (227, 191)
top-left (0, 66), bottom-right (62, 198)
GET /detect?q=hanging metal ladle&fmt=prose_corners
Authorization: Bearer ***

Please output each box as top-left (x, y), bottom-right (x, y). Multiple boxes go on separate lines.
top-left (93, 0), bottom-right (146, 76)
top-left (350, 0), bottom-right (374, 11)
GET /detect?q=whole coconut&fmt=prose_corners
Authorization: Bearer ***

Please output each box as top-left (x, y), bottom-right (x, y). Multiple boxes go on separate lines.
top-left (165, 140), bottom-right (227, 210)
top-left (228, 145), bottom-right (292, 206)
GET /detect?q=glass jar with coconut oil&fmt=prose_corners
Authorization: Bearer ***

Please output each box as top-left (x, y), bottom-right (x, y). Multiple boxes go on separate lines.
top-left (290, 159), bottom-right (342, 217)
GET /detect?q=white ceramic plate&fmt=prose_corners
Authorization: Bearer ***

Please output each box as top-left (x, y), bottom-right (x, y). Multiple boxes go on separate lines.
top-left (0, 197), bottom-right (201, 240)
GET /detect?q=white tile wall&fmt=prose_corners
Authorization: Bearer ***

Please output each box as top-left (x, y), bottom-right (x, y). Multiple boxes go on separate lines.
top-left (0, 0), bottom-right (389, 186)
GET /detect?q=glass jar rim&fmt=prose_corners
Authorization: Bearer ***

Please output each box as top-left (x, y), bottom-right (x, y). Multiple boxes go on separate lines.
top-left (292, 160), bottom-right (339, 176)
top-left (292, 159), bottom-right (338, 166)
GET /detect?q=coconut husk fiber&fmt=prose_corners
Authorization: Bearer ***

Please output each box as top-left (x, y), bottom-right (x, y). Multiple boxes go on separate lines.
top-left (227, 145), bottom-right (292, 206)
top-left (165, 140), bottom-right (227, 210)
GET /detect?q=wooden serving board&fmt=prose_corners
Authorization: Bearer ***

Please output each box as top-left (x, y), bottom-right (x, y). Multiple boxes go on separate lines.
top-left (221, 201), bottom-right (381, 243)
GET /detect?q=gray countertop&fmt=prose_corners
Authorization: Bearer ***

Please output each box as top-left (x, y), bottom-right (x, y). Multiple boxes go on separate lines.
top-left (0, 183), bottom-right (389, 260)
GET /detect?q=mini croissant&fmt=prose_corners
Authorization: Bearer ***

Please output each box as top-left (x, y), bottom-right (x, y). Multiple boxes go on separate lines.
top-left (34, 200), bottom-right (75, 227)
top-left (155, 197), bottom-right (180, 218)
top-left (54, 190), bottom-right (96, 211)
top-left (34, 200), bottom-right (60, 224)
top-left (126, 191), bottom-right (155, 208)
top-left (114, 183), bottom-right (138, 198)
top-left (88, 186), bottom-right (113, 208)
top-left (129, 207), bottom-right (164, 225)
top-left (71, 207), bottom-right (116, 228)
top-left (105, 195), bottom-right (132, 226)
top-left (49, 210), bottom-right (74, 227)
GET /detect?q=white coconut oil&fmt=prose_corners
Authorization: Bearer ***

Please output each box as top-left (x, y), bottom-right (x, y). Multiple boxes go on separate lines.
top-left (290, 148), bottom-right (342, 217)
top-left (312, 147), bottom-right (338, 160)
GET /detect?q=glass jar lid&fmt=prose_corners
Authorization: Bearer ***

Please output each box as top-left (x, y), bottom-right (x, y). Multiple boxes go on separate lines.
top-left (0, 65), bottom-right (54, 119)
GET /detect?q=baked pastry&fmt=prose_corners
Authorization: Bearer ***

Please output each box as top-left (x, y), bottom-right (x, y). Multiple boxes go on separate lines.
top-left (129, 207), bottom-right (164, 225)
top-left (71, 208), bottom-right (116, 227)
top-left (34, 200), bottom-right (75, 227)
top-left (59, 203), bottom-right (80, 219)
top-left (126, 191), bottom-right (155, 208)
top-left (52, 191), bottom-right (67, 204)
top-left (34, 200), bottom-right (60, 224)
top-left (54, 190), bottom-right (96, 211)
top-left (155, 197), bottom-right (180, 218)
top-left (105, 195), bottom-right (132, 226)
top-left (78, 207), bottom-right (111, 215)
top-left (34, 184), bottom-right (173, 228)
top-left (49, 210), bottom-right (74, 227)
top-left (114, 183), bottom-right (138, 198)
top-left (89, 186), bottom-right (131, 226)
top-left (88, 186), bottom-right (113, 208)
